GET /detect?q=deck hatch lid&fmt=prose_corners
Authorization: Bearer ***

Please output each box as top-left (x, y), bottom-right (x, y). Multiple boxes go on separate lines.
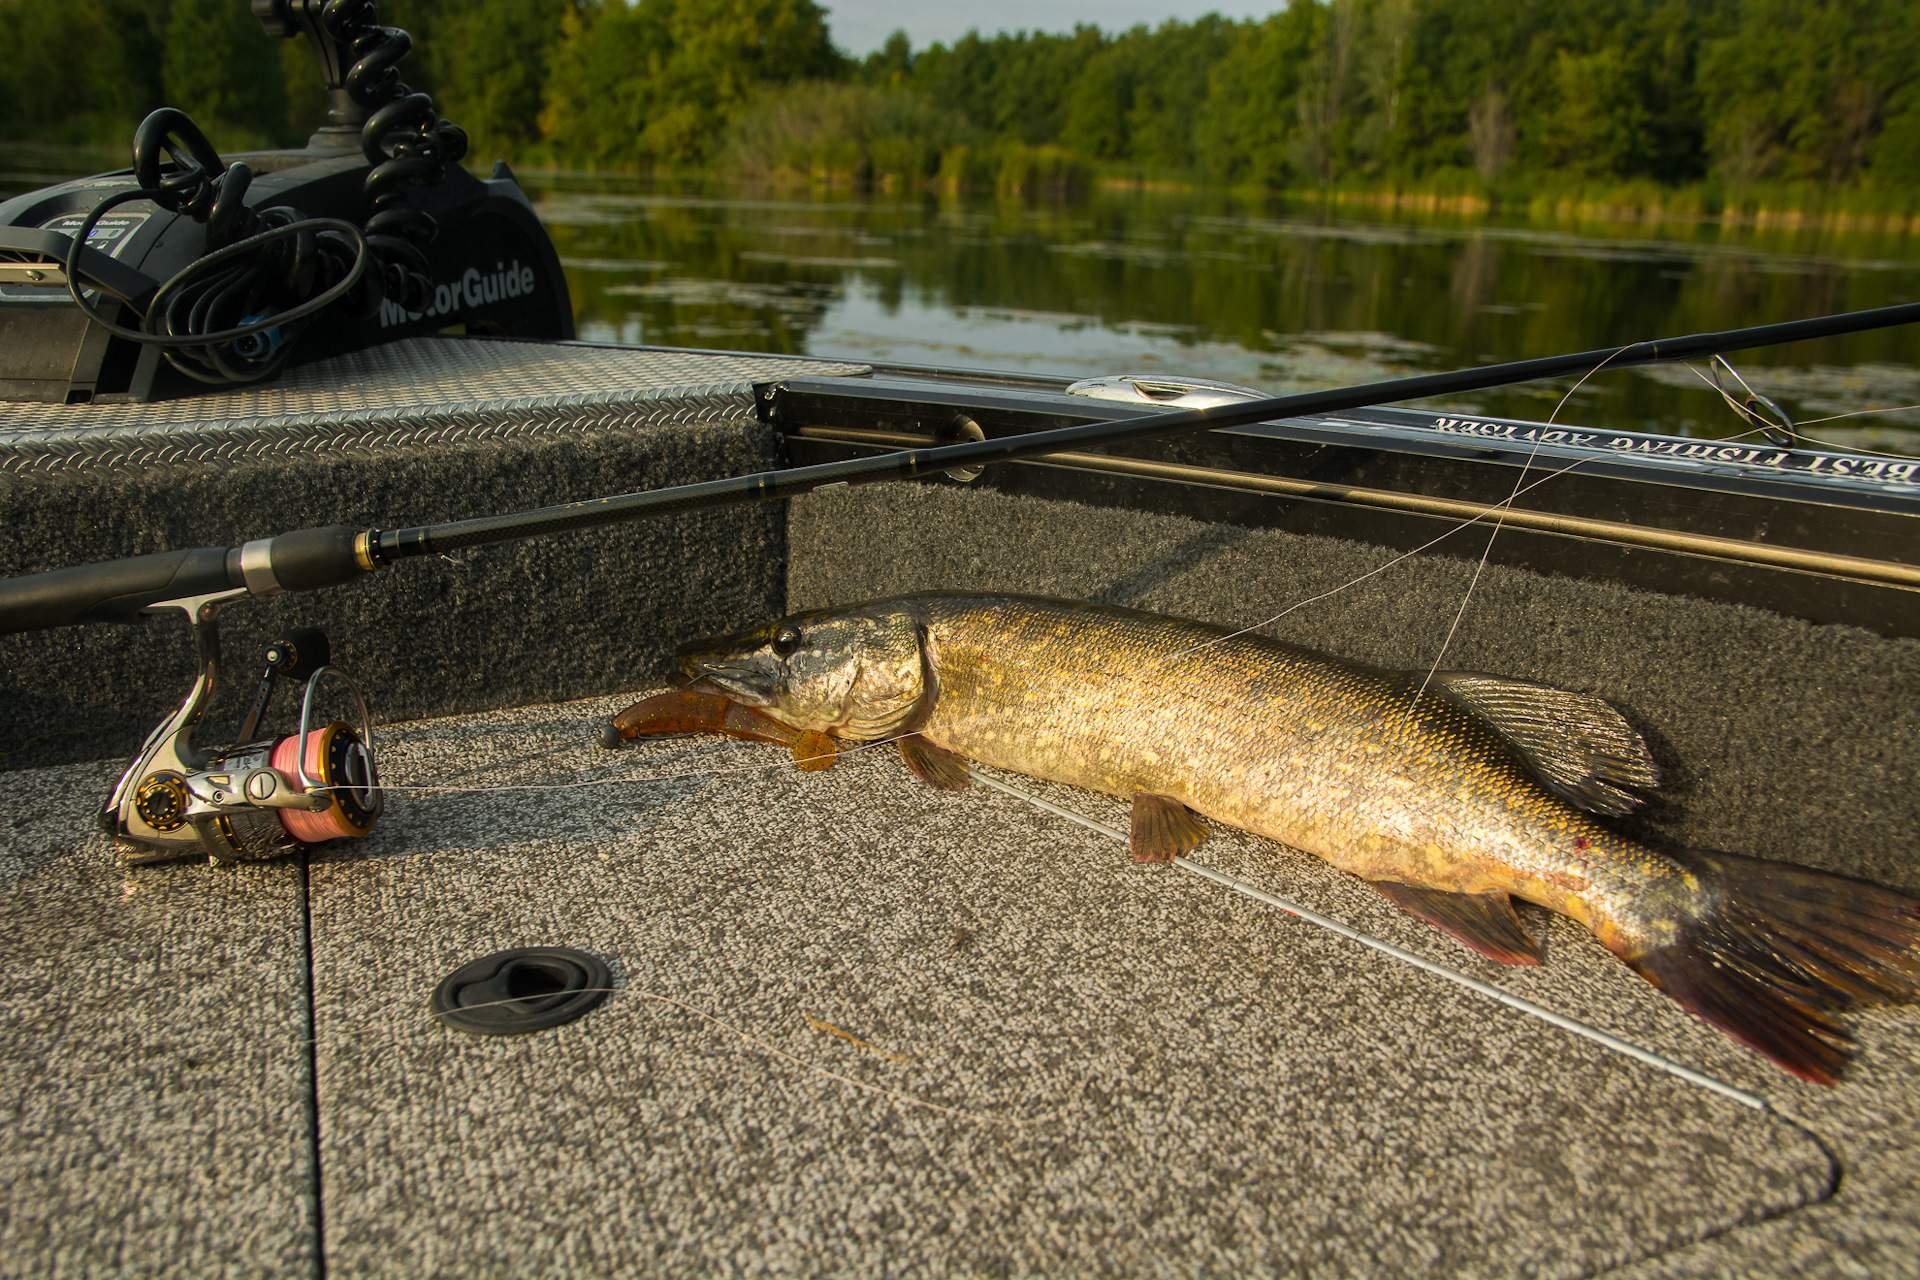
top-left (429, 946), bottom-right (612, 1036)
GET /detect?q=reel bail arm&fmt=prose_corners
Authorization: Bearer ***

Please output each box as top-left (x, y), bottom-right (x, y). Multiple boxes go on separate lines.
top-left (107, 593), bottom-right (381, 866)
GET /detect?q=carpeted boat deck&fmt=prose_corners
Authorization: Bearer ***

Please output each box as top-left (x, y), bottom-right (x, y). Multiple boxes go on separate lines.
top-left (0, 759), bottom-right (316, 1276)
top-left (4, 686), bottom-right (1913, 1275)
top-left (788, 482), bottom-right (1920, 1278)
top-left (305, 698), bottom-right (1839, 1277)
top-left (3, 348), bottom-right (1918, 1274)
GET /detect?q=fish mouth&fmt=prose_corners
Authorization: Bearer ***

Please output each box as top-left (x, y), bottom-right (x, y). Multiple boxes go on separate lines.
top-left (676, 644), bottom-right (777, 707)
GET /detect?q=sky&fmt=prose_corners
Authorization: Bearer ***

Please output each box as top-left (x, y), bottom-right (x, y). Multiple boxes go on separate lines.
top-left (822, 1), bottom-right (1279, 56)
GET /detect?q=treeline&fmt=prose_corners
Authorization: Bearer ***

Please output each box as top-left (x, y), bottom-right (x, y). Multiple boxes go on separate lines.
top-left (5, 0), bottom-right (1918, 198)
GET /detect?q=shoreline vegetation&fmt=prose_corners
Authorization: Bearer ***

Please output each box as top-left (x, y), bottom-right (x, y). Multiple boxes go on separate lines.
top-left (9, 140), bottom-right (1915, 238)
top-left (4, 0), bottom-right (1916, 236)
top-left (714, 160), bottom-right (1920, 236)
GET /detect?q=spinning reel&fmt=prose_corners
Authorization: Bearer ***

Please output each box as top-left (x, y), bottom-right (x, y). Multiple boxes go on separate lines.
top-left (108, 589), bottom-right (381, 866)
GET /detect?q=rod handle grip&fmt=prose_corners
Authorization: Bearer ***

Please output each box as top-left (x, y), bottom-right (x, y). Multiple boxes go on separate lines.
top-left (268, 524), bottom-right (366, 591)
top-left (0, 546), bottom-right (239, 634)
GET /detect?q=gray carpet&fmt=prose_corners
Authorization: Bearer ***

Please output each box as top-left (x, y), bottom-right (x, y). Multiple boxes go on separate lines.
top-left (5, 434), bottom-right (1917, 1275)
top-left (0, 759), bottom-right (315, 1277)
top-left (0, 414), bottom-right (786, 773)
top-left (302, 693), bottom-right (1834, 1277)
top-left (785, 479), bottom-right (1920, 1275)
top-left (0, 340), bottom-right (870, 773)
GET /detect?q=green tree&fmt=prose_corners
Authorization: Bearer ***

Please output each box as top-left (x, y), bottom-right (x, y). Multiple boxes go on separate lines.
top-left (1295, 0), bottom-right (1358, 183)
top-left (164, 0), bottom-right (290, 141)
top-left (1872, 88), bottom-right (1920, 183)
top-left (1632, 0), bottom-right (1710, 184)
top-left (540, 0), bottom-right (838, 167)
top-left (1699, 0), bottom-right (1919, 183)
top-left (4, 0), bottom-right (167, 141)
top-left (903, 32), bottom-right (1006, 137)
top-left (1540, 46), bottom-right (1648, 177)
top-left (1468, 84), bottom-right (1515, 180)
top-left (864, 30), bottom-right (914, 87)
top-left (1063, 39), bottom-right (1137, 162)
top-left (1125, 18), bottom-right (1235, 172)
top-left (1355, 0), bottom-right (1419, 175)
top-left (1195, 3), bottom-right (1320, 186)
top-left (989, 28), bottom-right (1105, 145)
top-left (539, 1), bottom-right (669, 164)
top-left (432, 0), bottom-right (572, 158)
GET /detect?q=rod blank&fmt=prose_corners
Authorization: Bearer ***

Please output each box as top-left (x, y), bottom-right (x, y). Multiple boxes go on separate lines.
top-left (0, 299), bottom-right (1914, 636)
top-left (377, 300), bottom-right (1920, 564)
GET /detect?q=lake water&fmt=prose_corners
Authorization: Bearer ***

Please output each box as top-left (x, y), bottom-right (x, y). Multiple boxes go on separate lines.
top-left (7, 154), bottom-right (1917, 448)
top-left (530, 176), bottom-right (1920, 450)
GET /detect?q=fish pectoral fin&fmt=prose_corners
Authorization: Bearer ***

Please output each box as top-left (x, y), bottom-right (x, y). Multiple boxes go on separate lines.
top-left (896, 734), bottom-right (970, 790)
top-left (1372, 882), bottom-right (1544, 966)
top-left (1429, 672), bottom-right (1660, 818)
top-left (790, 730), bottom-right (838, 772)
top-left (1130, 793), bottom-right (1208, 864)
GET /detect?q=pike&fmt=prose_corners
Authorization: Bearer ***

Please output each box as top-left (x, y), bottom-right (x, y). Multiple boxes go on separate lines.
top-left (620, 594), bottom-right (1920, 1085)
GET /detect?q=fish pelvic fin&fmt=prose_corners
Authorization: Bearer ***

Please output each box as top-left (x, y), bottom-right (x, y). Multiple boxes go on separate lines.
top-left (1372, 882), bottom-right (1543, 965)
top-left (1620, 850), bottom-right (1920, 1086)
top-left (897, 734), bottom-right (971, 790)
top-left (1130, 793), bottom-right (1208, 864)
top-left (790, 730), bottom-right (838, 772)
top-left (1429, 672), bottom-right (1659, 818)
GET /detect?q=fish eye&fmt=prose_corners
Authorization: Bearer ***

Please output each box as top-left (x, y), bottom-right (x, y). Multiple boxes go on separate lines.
top-left (771, 625), bottom-right (802, 658)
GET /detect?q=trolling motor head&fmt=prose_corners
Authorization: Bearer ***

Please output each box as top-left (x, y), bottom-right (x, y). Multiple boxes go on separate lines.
top-left (0, 0), bottom-right (571, 404)
top-left (109, 591), bottom-right (381, 865)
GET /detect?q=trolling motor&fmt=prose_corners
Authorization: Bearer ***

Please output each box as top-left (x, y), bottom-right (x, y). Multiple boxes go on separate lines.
top-left (107, 589), bottom-right (380, 865)
top-left (0, 0), bottom-right (570, 403)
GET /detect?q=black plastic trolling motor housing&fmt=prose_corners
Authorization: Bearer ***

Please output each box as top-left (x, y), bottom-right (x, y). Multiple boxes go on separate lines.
top-left (0, 1), bottom-right (574, 404)
top-left (0, 155), bottom-right (573, 404)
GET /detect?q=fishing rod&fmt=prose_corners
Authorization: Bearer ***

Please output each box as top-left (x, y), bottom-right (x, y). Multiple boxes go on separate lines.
top-left (3, 300), bottom-right (1915, 865)
top-left (3, 300), bottom-right (1917, 635)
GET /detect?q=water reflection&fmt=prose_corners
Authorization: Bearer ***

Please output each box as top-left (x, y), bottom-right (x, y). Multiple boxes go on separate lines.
top-left (536, 177), bottom-right (1920, 446)
top-left (3, 152), bottom-right (1915, 446)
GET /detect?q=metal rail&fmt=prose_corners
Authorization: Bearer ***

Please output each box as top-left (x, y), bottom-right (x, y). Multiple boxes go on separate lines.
top-left (791, 425), bottom-right (1920, 590)
top-left (3, 300), bottom-right (1918, 634)
top-left (374, 301), bottom-right (1920, 565)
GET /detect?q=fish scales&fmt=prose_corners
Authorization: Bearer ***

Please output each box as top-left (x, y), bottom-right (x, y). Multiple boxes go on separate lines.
top-left (917, 596), bottom-right (1653, 940)
top-left (669, 592), bottom-right (1920, 1083)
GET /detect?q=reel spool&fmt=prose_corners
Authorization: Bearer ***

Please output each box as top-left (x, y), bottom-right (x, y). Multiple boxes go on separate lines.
top-left (110, 594), bottom-right (382, 866)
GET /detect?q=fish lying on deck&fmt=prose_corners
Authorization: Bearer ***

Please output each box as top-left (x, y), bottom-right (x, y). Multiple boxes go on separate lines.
top-left (618, 594), bottom-right (1920, 1085)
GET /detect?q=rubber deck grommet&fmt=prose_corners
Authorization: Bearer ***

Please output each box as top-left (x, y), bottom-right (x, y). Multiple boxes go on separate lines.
top-left (430, 946), bottom-right (613, 1036)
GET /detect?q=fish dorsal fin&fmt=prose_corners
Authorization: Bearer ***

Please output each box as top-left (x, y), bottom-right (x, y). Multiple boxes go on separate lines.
top-left (1430, 672), bottom-right (1660, 818)
top-left (897, 734), bottom-right (971, 790)
top-left (1130, 793), bottom-right (1208, 864)
top-left (1372, 882), bottom-right (1543, 966)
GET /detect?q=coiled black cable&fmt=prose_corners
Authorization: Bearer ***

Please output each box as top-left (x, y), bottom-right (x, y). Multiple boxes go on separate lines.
top-left (58, 2), bottom-right (463, 387)
top-left (326, 0), bottom-right (468, 312)
top-left (62, 184), bottom-right (369, 385)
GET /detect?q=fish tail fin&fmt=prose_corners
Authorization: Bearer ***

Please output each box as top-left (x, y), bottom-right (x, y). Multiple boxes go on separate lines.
top-left (1621, 850), bottom-right (1920, 1085)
